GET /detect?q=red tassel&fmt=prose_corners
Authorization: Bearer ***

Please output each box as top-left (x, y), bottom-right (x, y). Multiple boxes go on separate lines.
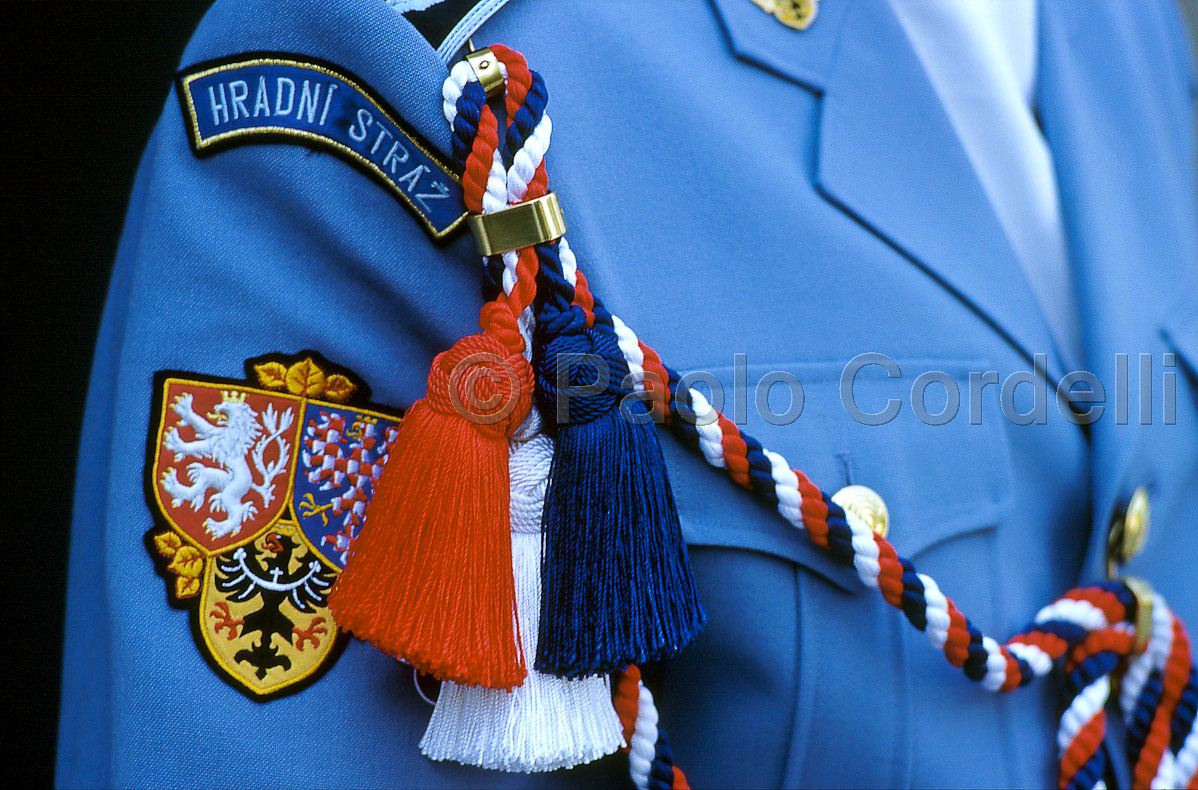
top-left (329, 332), bottom-right (534, 690)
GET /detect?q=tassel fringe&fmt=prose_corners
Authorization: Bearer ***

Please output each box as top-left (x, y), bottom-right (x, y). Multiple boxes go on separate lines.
top-left (530, 253), bottom-right (705, 678)
top-left (537, 398), bottom-right (706, 677)
top-left (329, 334), bottom-right (532, 690)
top-left (421, 433), bottom-right (624, 771)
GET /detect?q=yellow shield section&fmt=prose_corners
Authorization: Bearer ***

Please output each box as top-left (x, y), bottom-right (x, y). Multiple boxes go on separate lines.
top-left (198, 521), bottom-right (339, 697)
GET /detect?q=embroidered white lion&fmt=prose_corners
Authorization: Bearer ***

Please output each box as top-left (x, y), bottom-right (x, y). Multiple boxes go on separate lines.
top-left (161, 390), bottom-right (295, 539)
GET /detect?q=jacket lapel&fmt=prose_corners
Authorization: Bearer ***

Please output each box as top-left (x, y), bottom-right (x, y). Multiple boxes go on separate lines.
top-left (710, 0), bottom-right (1067, 381)
top-left (814, 0), bottom-right (1067, 380)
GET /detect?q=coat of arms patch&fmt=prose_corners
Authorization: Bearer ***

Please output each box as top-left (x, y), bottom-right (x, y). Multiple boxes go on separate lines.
top-left (145, 352), bottom-right (403, 699)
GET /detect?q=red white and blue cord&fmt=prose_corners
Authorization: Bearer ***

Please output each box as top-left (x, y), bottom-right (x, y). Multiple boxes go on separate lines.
top-left (442, 45), bottom-right (1198, 790)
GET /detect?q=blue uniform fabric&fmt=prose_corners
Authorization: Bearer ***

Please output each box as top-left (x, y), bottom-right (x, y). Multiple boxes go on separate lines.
top-left (57, 0), bottom-right (1198, 787)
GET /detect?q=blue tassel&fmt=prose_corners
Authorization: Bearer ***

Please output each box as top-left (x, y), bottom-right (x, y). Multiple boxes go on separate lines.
top-left (531, 246), bottom-right (704, 677)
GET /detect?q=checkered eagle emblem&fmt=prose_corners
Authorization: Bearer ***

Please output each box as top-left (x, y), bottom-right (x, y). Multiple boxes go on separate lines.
top-left (296, 406), bottom-right (401, 569)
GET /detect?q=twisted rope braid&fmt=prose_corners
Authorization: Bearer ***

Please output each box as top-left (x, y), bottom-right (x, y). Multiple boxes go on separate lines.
top-left (614, 666), bottom-right (691, 790)
top-left (443, 45), bottom-right (1198, 789)
top-left (443, 55), bottom-right (537, 352)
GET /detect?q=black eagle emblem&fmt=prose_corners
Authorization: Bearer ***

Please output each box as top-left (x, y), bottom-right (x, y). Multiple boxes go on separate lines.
top-left (214, 532), bottom-right (337, 679)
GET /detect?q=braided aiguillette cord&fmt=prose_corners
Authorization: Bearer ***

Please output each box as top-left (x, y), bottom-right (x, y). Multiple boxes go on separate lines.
top-left (443, 45), bottom-right (1198, 790)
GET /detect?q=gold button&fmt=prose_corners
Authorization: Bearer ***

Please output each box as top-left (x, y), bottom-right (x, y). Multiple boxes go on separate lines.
top-left (1107, 486), bottom-right (1151, 578)
top-left (831, 484), bottom-right (889, 539)
top-left (773, 0), bottom-right (819, 30)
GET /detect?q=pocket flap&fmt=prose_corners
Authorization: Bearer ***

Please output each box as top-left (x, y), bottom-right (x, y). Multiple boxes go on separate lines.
top-left (667, 358), bottom-right (1011, 592)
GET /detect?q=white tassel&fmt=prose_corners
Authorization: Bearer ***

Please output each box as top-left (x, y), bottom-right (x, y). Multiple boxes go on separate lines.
top-left (419, 429), bottom-right (624, 772)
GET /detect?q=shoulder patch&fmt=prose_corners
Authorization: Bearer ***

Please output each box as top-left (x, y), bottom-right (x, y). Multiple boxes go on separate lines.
top-left (177, 53), bottom-right (466, 241)
top-left (145, 351), bottom-right (404, 700)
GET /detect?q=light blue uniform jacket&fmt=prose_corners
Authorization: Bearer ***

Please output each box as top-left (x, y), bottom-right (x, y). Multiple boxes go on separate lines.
top-left (57, 0), bottom-right (1198, 787)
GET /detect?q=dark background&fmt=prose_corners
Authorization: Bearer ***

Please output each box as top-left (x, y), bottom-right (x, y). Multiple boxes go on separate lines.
top-left (3, 3), bottom-right (214, 786)
top-left (3, 2), bottom-right (1196, 787)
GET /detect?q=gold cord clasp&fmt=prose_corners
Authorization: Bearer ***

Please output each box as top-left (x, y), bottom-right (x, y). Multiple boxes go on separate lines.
top-left (467, 193), bottom-right (567, 256)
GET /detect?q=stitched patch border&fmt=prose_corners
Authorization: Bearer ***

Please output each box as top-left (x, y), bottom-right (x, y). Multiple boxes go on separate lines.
top-left (144, 351), bottom-right (404, 700)
top-left (177, 52), bottom-right (466, 241)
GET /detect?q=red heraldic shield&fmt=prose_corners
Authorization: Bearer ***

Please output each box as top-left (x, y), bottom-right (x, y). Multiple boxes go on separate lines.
top-left (152, 382), bottom-right (301, 554)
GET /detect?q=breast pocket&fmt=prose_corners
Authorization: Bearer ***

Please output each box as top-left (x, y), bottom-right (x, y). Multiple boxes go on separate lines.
top-left (650, 357), bottom-right (1013, 789)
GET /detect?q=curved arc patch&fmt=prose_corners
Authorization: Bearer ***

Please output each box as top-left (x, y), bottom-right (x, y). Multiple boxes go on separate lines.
top-left (176, 53), bottom-right (467, 241)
